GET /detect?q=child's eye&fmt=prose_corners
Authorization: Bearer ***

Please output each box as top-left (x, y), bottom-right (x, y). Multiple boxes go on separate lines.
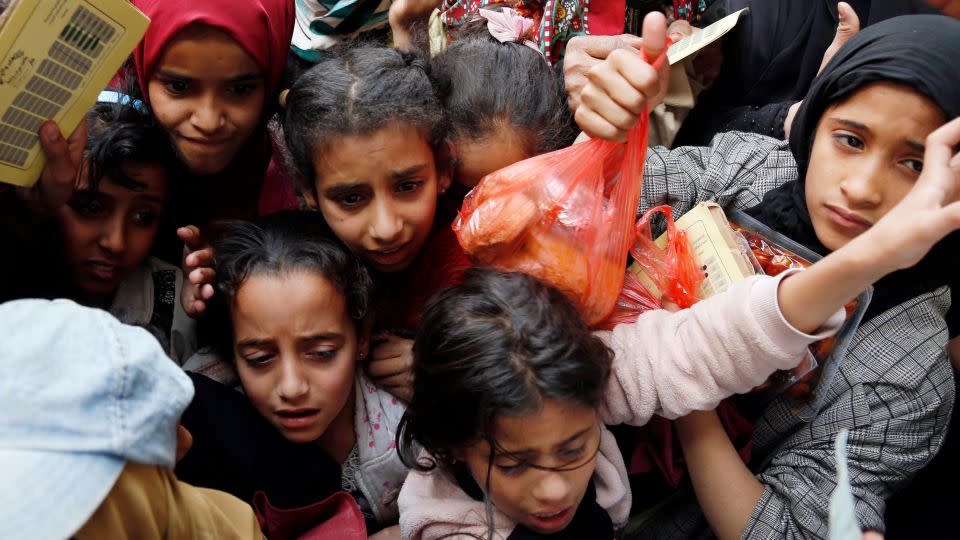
top-left (307, 349), bottom-right (336, 361)
top-left (335, 192), bottom-right (367, 208)
top-left (396, 180), bottom-right (424, 194)
top-left (131, 210), bottom-right (159, 227)
top-left (68, 196), bottom-right (108, 219)
top-left (559, 445), bottom-right (586, 462)
top-left (902, 158), bottom-right (923, 174)
top-left (834, 133), bottom-right (864, 150)
top-left (163, 79), bottom-right (190, 95)
top-left (229, 82), bottom-right (259, 97)
top-left (243, 354), bottom-right (274, 367)
top-left (496, 461), bottom-right (529, 476)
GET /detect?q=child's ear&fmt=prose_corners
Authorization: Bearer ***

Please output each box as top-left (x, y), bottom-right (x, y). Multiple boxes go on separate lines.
top-left (302, 188), bottom-right (319, 210)
top-left (357, 313), bottom-right (374, 360)
top-left (437, 139), bottom-right (456, 194)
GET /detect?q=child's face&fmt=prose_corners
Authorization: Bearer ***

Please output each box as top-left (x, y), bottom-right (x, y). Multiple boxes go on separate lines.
top-left (454, 128), bottom-right (530, 188)
top-left (805, 82), bottom-right (945, 251)
top-left (307, 123), bottom-right (450, 272)
top-left (231, 271), bottom-right (363, 444)
top-left (56, 163), bottom-right (167, 301)
top-left (457, 399), bottom-right (601, 534)
top-left (147, 25), bottom-right (266, 176)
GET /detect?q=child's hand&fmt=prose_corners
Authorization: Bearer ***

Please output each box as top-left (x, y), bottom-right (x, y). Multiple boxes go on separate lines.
top-left (178, 225), bottom-right (216, 318)
top-left (857, 116), bottom-right (960, 273)
top-left (18, 119), bottom-right (87, 211)
top-left (574, 11), bottom-right (669, 142)
top-left (367, 332), bottom-right (414, 402)
top-left (389, 0), bottom-right (440, 50)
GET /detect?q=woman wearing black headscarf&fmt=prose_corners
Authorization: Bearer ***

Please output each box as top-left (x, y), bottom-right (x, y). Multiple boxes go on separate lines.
top-left (574, 13), bottom-right (960, 539)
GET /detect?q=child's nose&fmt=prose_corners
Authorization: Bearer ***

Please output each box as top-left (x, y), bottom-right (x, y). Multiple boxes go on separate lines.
top-left (190, 95), bottom-right (225, 135)
top-left (368, 200), bottom-right (403, 244)
top-left (98, 217), bottom-right (126, 254)
top-left (277, 356), bottom-right (309, 402)
top-left (840, 160), bottom-right (885, 208)
top-left (530, 471), bottom-right (571, 505)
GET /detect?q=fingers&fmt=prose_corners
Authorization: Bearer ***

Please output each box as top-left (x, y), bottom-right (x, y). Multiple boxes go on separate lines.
top-left (564, 34), bottom-right (644, 113)
top-left (640, 11), bottom-right (668, 63)
top-left (31, 120), bottom-right (80, 209)
top-left (178, 225), bottom-right (207, 252)
top-left (368, 337), bottom-right (414, 378)
top-left (667, 19), bottom-right (694, 43)
top-left (569, 34), bottom-right (641, 60)
top-left (818, 2), bottom-right (861, 74)
top-left (185, 247), bottom-right (215, 271)
top-left (923, 116), bottom-right (960, 178)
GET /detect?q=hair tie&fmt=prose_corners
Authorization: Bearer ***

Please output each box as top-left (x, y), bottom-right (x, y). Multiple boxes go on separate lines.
top-left (97, 90), bottom-right (147, 113)
top-left (278, 89), bottom-right (289, 108)
top-left (478, 8), bottom-right (539, 52)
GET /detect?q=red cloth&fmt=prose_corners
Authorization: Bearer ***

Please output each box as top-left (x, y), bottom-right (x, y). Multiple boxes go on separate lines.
top-left (132, 0), bottom-right (293, 101)
top-left (374, 209), bottom-right (473, 333)
top-left (628, 400), bottom-right (753, 487)
top-left (258, 141), bottom-right (301, 216)
top-left (253, 491), bottom-right (367, 540)
top-left (588, 1), bottom-right (627, 36)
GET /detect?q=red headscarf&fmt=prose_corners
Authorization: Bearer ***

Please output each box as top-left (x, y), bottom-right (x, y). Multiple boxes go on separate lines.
top-left (132, 0), bottom-right (294, 102)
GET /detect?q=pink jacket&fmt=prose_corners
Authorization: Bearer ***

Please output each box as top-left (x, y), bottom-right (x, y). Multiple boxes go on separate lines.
top-left (399, 271), bottom-right (845, 539)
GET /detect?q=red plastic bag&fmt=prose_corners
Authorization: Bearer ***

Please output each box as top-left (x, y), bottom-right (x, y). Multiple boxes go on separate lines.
top-left (630, 205), bottom-right (703, 308)
top-left (599, 205), bottom-right (704, 328)
top-left (454, 49), bottom-right (667, 326)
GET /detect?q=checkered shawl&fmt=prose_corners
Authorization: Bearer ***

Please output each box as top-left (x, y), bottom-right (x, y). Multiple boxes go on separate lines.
top-left (626, 131), bottom-right (956, 539)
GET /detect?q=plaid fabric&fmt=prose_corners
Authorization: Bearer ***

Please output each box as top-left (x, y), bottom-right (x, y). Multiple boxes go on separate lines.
top-left (291, 0), bottom-right (391, 60)
top-left (625, 132), bottom-right (956, 539)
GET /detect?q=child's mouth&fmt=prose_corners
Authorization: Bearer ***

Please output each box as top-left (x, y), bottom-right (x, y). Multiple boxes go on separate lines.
top-left (528, 506), bottom-right (572, 531)
top-left (274, 408), bottom-right (321, 429)
top-left (86, 261), bottom-right (117, 281)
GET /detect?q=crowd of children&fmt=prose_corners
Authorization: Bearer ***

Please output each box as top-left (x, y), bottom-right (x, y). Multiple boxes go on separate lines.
top-left (2, 1), bottom-right (960, 539)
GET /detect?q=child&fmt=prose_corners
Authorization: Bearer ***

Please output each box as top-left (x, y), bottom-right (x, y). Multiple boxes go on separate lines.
top-left (398, 136), bottom-right (960, 537)
top-left (176, 211), bottom-right (405, 537)
top-left (44, 97), bottom-right (194, 362)
top-left (575, 12), bottom-right (960, 537)
top-left (282, 45), bottom-right (471, 400)
top-left (432, 11), bottom-right (576, 190)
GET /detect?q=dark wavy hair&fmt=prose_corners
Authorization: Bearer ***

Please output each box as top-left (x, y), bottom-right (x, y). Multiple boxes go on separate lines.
top-left (434, 7), bottom-right (575, 155)
top-left (398, 267), bottom-right (612, 467)
top-left (83, 83), bottom-right (177, 193)
top-left (282, 44), bottom-right (448, 197)
top-left (205, 211), bottom-right (374, 358)
top-left (397, 268), bottom-right (612, 538)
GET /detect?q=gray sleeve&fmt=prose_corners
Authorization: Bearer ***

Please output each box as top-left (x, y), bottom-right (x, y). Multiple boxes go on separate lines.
top-left (741, 294), bottom-right (955, 539)
top-left (638, 131), bottom-right (798, 219)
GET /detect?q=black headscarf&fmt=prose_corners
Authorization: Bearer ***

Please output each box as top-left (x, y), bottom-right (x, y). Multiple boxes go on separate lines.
top-left (746, 14), bottom-right (960, 328)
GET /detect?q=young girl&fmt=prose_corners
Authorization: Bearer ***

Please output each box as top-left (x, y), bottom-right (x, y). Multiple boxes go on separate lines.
top-left (576, 13), bottom-right (960, 538)
top-left (398, 145), bottom-right (960, 535)
top-left (5, 95), bottom-right (195, 362)
top-left (176, 211), bottom-right (405, 537)
top-left (432, 9), bottom-right (576, 190)
top-left (282, 45), bottom-right (471, 400)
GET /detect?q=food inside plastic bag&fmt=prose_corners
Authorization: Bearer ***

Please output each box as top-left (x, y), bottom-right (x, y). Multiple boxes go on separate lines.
top-left (601, 205), bottom-right (704, 328)
top-left (454, 49), bottom-right (667, 326)
top-left (729, 213), bottom-right (869, 408)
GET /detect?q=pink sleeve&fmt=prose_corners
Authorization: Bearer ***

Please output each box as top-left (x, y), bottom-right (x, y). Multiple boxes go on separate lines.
top-left (599, 270), bottom-right (845, 425)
